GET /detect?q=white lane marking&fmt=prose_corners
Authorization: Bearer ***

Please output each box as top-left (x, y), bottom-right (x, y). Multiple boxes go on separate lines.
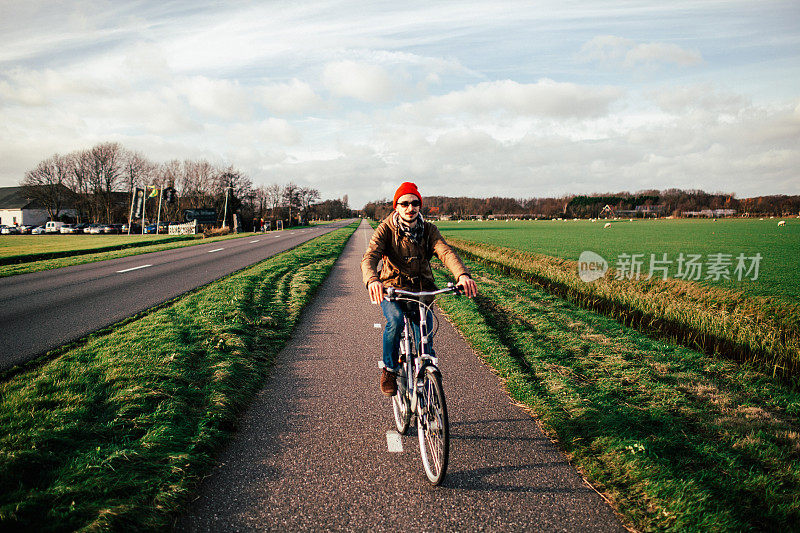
top-left (374, 323), bottom-right (381, 328)
top-left (386, 430), bottom-right (403, 453)
top-left (250, 239), bottom-right (260, 243)
top-left (117, 264), bottom-right (152, 273)
top-left (208, 248), bottom-right (224, 253)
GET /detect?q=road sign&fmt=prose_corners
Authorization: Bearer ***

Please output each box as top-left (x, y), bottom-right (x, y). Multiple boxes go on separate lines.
top-left (184, 208), bottom-right (217, 224)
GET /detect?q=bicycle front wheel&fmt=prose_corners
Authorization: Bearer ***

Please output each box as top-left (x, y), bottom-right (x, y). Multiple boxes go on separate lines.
top-left (417, 366), bottom-right (449, 485)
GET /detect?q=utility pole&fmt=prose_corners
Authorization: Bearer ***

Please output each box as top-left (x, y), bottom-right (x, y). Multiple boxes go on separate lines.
top-left (155, 187), bottom-right (163, 234)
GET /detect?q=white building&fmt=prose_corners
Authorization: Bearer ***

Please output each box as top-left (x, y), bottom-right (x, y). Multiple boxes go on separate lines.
top-left (0, 186), bottom-right (77, 227)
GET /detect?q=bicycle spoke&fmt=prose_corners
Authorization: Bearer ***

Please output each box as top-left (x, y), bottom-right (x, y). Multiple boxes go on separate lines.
top-left (417, 368), bottom-right (449, 484)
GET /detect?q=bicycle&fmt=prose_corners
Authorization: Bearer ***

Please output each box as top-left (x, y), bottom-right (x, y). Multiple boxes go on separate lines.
top-left (385, 282), bottom-right (462, 485)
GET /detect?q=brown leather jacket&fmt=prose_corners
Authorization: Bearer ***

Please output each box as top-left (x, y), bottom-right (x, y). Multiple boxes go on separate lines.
top-left (361, 214), bottom-right (470, 292)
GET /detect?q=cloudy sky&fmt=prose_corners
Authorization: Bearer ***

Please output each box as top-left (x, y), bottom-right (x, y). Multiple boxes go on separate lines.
top-left (1, 1), bottom-right (798, 208)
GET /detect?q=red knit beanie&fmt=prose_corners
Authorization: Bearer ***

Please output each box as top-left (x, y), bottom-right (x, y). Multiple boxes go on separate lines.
top-left (393, 182), bottom-right (422, 208)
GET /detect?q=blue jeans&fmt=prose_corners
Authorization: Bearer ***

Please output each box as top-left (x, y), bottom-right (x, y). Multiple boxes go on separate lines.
top-left (381, 300), bottom-right (433, 372)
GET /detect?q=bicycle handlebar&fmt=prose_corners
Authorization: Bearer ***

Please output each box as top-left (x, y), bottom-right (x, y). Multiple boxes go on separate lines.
top-left (385, 282), bottom-right (463, 299)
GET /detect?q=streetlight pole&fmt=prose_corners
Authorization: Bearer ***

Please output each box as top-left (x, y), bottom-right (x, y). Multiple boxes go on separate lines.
top-left (222, 186), bottom-right (231, 229)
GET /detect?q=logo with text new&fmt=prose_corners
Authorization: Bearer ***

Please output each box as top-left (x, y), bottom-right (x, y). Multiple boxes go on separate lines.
top-left (578, 251), bottom-right (608, 282)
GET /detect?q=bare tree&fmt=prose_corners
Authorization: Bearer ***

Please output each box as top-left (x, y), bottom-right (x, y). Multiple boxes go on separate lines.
top-left (266, 183), bottom-right (282, 220)
top-left (299, 187), bottom-right (321, 220)
top-left (179, 160), bottom-right (216, 209)
top-left (64, 149), bottom-right (94, 222)
top-left (21, 154), bottom-right (73, 221)
top-left (65, 142), bottom-right (124, 223)
top-left (282, 182), bottom-right (302, 225)
top-left (252, 186), bottom-right (269, 219)
top-left (215, 166), bottom-right (252, 227)
top-left (123, 151), bottom-right (157, 195)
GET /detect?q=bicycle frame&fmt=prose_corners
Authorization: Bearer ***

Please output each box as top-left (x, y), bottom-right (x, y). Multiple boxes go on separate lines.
top-left (386, 283), bottom-right (461, 484)
top-left (387, 284), bottom-right (456, 401)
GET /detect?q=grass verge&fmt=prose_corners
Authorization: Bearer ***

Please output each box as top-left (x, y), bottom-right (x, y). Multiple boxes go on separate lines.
top-left (433, 260), bottom-right (800, 531)
top-left (447, 238), bottom-right (800, 380)
top-left (0, 222), bottom-right (358, 531)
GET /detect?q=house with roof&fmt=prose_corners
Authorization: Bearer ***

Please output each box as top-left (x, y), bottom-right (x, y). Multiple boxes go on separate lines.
top-left (0, 185), bottom-right (77, 227)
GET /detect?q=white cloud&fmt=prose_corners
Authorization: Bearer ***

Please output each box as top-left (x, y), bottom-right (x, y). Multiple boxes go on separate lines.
top-left (220, 118), bottom-right (301, 146)
top-left (259, 79), bottom-right (324, 114)
top-left (650, 84), bottom-right (748, 114)
top-left (580, 35), bottom-right (703, 68)
top-left (322, 60), bottom-right (395, 102)
top-left (0, 67), bottom-right (110, 105)
top-left (401, 79), bottom-right (624, 119)
top-left (180, 76), bottom-right (251, 120)
top-left (0, 2), bottom-right (797, 208)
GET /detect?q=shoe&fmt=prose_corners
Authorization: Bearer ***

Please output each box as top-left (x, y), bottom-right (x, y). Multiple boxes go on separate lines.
top-left (380, 368), bottom-right (397, 397)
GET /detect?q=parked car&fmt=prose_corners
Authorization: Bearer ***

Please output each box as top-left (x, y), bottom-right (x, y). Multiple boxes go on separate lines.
top-left (31, 225), bottom-right (46, 234)
top-left (86, 224), bottom-right (104, 234)
top-left (107, 224), bottom-right (123, 234)
top-left (19, 225), bottom-right (35, 234)
top-left (0, 225), bottom-right (18, 235)
top-left (45, 221), bottom-right (65, 233)
top-left (121, 223), bottom-right (141, 233)
top-left (60, 224), bottom-right (79, 234)
top-left (74, 223), bottom-right (91, 234)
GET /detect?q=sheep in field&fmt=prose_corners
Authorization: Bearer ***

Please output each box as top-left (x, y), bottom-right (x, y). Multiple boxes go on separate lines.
top-left (603, 222), bottom-right (612, 229)
top-left (778, 220), bottom-right (786, 227)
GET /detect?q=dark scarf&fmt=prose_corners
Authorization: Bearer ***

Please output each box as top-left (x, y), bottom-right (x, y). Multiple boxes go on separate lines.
top-left (395, 212), bottom-right (425, 245)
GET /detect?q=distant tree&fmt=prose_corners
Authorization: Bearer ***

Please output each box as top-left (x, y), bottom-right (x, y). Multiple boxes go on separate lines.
top-left (20, 154), bottom-right (73, 221)
top-left (179, 160), bottom-right (216, 209)
top-left (215, 167), bottom-right (252, 227)
top-left (315, 199), bottom-right (351, 220)
top-left (282, 182), bottom-right (302, 225)
top-left (265, 183), bottom-right (282, 221)
top-left (89, 142), bottom-right (124, 223)
top-left (299, 187), bottom-right (321, 220)
top-left (362, 199), bottom-right (392, 221)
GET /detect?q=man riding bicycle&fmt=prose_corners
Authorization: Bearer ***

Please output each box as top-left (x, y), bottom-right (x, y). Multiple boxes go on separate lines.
top-left (361, 182), bottom-right (478, 397)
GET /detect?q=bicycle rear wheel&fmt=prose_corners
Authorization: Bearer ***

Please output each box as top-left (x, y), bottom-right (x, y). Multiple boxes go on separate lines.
top-left (392, 370), bottom-right (411, 434)
top-left (417, 366), bottom-right (449, 485)
top-left (392, 328), bottom-right (412, 435)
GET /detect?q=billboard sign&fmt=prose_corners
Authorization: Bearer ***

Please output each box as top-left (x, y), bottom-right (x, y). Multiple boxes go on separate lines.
top-left (184, 208), bottom-right (217, 224)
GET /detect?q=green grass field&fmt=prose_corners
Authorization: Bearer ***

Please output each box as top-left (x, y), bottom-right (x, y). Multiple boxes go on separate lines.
top-left (0, 232), bottom-right (269, 277)
top-left (436, 218), bottom-right (799, 301)
top-left (0, 234), bottom-right (189, 258)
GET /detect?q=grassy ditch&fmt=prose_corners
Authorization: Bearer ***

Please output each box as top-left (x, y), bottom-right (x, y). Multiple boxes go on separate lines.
top-left (0, 222), bottom-right (358, 531)
top-left (433, 261), bottom-right (800, 531)
top-left (447, 238), bottom-right (800, 380)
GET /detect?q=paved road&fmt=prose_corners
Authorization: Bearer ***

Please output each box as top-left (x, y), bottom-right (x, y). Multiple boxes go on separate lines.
top-left (0, 220), bottom-right (354, 371)
top-left (178, 220), bottom-right (625, 532)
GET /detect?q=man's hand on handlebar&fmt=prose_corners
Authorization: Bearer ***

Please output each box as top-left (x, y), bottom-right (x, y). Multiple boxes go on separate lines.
top-left (457, 274), bottom-right (478, 298)
top-left (368, 280), bottom-right (385, 304)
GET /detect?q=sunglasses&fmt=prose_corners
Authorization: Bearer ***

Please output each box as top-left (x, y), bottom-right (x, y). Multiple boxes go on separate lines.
top-left (397, 200), bottom-right (421, 208)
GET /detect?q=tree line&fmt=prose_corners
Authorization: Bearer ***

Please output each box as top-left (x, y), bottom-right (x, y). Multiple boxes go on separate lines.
top-left (20, 142), bottom-right (352, 229)
top-left (362, 189), bottom-right (800, 220)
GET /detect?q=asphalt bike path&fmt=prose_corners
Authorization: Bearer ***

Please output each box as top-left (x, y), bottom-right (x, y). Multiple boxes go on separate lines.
top-left (178, 220), bottom-right (625, 532)
top-left (0, 221), bottom-right (353, 371)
